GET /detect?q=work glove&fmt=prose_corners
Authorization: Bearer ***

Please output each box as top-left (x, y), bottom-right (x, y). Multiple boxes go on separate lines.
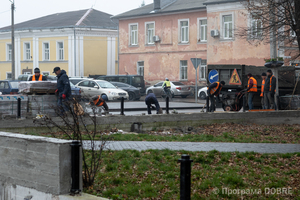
top-left (62, 94), bottom-right (66, 99)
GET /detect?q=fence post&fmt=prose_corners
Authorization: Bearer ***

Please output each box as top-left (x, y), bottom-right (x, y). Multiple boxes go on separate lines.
top-left (178, 154), bottom-right (193, 200)
top-left (206, 96), bottom-right (209, 112)
top-left (120, 97), bottom-right (124, 115)
top-left (70, 141), bottom-right (81, 194)
top-left (166, 97), bottom-right (169, 114)
top-left (17, 97), bottom-right (21, 118)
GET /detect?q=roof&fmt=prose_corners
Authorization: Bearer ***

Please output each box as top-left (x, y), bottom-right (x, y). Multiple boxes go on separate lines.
top-left (203, 0), bottom-right (245, 5)
top-left (0, 8), bottom-right (118, 32)
top-left (112, 0), bottom-right (207, 19)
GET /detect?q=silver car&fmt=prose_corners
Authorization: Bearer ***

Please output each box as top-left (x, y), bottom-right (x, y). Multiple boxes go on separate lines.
top-left (146, 81), bottom-right (191, 98)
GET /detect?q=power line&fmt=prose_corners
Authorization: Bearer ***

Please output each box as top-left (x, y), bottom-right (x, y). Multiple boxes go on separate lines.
top-left (0, 9), bottom-right (10, 15)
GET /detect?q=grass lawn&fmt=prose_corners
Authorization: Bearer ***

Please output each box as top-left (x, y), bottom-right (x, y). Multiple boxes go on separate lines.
top-left (85, 150), bottom-right (300, 200)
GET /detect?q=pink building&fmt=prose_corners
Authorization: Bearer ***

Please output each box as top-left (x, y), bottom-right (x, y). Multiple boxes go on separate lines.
top-left (112, 0), bottom-right (299, 84)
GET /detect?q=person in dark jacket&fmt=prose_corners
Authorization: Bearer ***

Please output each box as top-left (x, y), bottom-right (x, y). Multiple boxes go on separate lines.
top-left (53, 67), bottom-right (71, 114)
top-left (145, 93), bottom-right (162, 114)
top-left (29, 68), bottom-right (47, 81)
top-left (264, 69), bottom-right (276, 109)
top-left (207, 81), bottom-right (225, 112)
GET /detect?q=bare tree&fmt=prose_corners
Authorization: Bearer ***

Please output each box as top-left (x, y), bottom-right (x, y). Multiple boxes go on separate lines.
top-left (238, 0), bottom-right (300, 60)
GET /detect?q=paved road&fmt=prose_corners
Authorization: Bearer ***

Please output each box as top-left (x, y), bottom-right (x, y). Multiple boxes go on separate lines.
top-left (83, 141), bottom-right (300, 153)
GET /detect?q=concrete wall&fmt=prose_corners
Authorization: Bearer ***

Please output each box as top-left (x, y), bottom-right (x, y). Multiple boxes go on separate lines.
top-left (0, 132), bottom-right (73, 198)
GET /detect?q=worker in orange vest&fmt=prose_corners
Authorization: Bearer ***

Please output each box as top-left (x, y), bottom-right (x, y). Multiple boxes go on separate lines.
top-left (247, 73), bottom-right (257, 110)
top-left (90, 95), bottom-right (109, 114)
top-left (207, 81), bottom-right (225, 112)
top-left (260, 72), bottom-right (267, 109)
top-left (29, 68), bottom-right (47, 81)
top-left (264, 69), bottom-right (277, 109)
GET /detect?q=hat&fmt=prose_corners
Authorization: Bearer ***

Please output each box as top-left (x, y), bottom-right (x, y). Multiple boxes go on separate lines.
top-left (53, 67), bottom-right (60, 73)
top-left (247, 73), bottom-right (252, 77)
top-left (220, 81), bottom-right (225, 85)
top-left (34, 68), bottom-right (40, 73)
top-left (267, 69), bottom-right (272, 73)
top-left (261, 72), bottom-right (267, 76)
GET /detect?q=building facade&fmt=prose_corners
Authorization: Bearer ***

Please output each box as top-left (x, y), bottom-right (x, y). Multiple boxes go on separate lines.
top-left (113, 0), bottom-right (299, 84)
top-left (0, 8), bottom-right (118, 80)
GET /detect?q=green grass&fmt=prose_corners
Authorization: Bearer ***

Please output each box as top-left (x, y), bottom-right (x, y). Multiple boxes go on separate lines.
top-left (85, 150), bottom-right (300, 200)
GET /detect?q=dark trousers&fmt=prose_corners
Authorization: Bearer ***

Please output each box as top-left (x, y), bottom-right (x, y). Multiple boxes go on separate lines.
top-left (261, 97), bottom-right (265, 109)
top-left (57, 97), bottom-right (70, 115)
top-left (247, 92), bottom-right (255, 110)
top-left (209, 96), bottom-right (215, 112)
top-left (264, 92), bottom-right (276, 109)
top-left (146, 98), bottom-right (160, 114)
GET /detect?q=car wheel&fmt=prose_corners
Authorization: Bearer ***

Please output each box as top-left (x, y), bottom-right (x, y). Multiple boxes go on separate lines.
top-left (181, 95), bottom-right (188, 98)
top-left (147, 90), bottom-right (153, 95)
top-left (199, 91), bottom-right (206, 100)
top-left (101, 94), bottom-right (108, 101)
top-left (128, 92), bottom-right (136, 101)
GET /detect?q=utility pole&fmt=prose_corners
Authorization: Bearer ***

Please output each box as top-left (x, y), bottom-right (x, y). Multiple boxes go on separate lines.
top-left (10, 0), bottom-right (15, 80)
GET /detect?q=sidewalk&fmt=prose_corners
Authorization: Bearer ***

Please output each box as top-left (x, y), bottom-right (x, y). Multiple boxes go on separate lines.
top-left (83, 141), bottom-right (300, 154)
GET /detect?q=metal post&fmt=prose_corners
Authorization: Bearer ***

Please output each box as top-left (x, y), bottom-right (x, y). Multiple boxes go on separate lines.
top-left (178, 154), bottom-right (193, 200)
top-left (120, 97), bottom-right (124, 115)
top-left (273, 68), bottom-right (279, 110)
top-left (195, 58), bottom-right (198, 103)
top-left (17, 97), bottom-right (21, 118)
top-left (166, 96), bottom-right (169, 114)
top-left (206, 96), bottom-right (209, 112)
top-left (70, 141), bottom-right (81, 194)
top-left (243, 95), bottom-right (246, 112)
top-left (11, 1), bottom-right (15, 80)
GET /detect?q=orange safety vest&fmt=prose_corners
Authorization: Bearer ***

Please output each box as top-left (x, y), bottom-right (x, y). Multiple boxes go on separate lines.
top-left (32, 74), bottom-right (43, 81)
top-left (269, 75), bottom-right (276, 92)
top-left (209, 82), bottom-right (222, 96)
top-left (248, 77), bottom-right (257, 92)
top-left (93, 95), bottom-right (104, 107)
top-left (260, 79), bottom-right (265, 97)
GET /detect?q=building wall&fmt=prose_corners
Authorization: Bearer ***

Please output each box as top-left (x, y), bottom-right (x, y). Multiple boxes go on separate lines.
top-left (118, 10), bottom-right (207, 84)
top-left (0, 39), bottom-right (11, 79)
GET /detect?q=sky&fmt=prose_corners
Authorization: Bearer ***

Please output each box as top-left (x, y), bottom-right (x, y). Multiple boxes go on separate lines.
top-left (0, 0), bottom-right (153, 28)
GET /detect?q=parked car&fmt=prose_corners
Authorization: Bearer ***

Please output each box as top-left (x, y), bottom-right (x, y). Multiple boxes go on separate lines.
top-left (18, 74), bottom-right (57, 81)
top-left (96, 75), bottom-right (146, 96)
top-left (75, 80), bottom-right (129, 100)
top-left (198, 87), bottom-right (208, 99)
top-left (70, 82), bottom-right (81, 99)
top-left (69, 77), bottom-right (93, 85)
top-left (0, 80), bottom-right (19, 95)
top-left (146, 81), bottom-right (191, 98)
top-left (110, 81), bottom-right (141, 101)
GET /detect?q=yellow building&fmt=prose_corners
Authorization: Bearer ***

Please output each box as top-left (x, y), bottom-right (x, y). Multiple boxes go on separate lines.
top-left (0, 8), bottom-right (118, 80)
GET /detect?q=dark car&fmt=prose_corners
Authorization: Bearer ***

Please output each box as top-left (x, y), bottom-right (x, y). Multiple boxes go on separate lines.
top-left (0, 80), bottom-right (19, 95)
top-left (70, 82), bottom-right (81, 99)
top-left (110, 81), bottom-right (141, 101)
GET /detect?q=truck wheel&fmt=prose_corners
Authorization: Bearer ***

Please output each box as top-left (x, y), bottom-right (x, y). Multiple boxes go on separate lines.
top-left (223, 105), bottom-right (232, 111)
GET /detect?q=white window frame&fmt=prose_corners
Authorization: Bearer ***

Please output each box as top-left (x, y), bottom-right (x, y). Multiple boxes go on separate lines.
top-left (197, 18), bottom-right (207, 43)
top-left (23, 72), bottom-right (31, 75)
top-left (42, 71), bottom-right (50, 76)
top-left (145, 22), bottom-right (155, 45)
top-left (6, 72), bottom-right (12, 79)
top-left (43, 42), bottom-right (50, 61)
top-left (6, 43), bottom-right (12, 61)
top-left (24, 42), bottom-right (31, 60)
top-left (57, 41), bottom-right (64, 61)
top-left (137, 61), bottom-right (144, 76)
top-left (178, 19), bottom-right (189, 44)
top-left (179, 60), bottom-right (188, 80)
top-left (129, 23), bottom-right (138, 46)
top-left (220, 12), bottom-right (234, 40)
top-left (199, 60), bottom-right (207, 81)
top-left (249, 13), bottom-right (263, 38)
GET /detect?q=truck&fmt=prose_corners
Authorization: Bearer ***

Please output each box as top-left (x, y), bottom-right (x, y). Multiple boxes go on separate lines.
top-left (207, 64), bottom-right (300, 111)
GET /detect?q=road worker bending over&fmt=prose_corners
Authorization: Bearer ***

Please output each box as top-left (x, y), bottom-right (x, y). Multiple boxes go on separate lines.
top-left (207, 81), bottom-right (225, 112)
top-left (89, 95), bottom-right (109, 115)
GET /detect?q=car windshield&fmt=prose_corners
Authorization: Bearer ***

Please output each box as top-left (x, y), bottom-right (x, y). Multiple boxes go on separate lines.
top-left (96, 81), bottom-right (116, 89)
top-left (172, 82), bottom-right (184, 85)
top-left (10, 82), bottom-right (19, 88)
top-left (132, 76), bottom-right (143, 84)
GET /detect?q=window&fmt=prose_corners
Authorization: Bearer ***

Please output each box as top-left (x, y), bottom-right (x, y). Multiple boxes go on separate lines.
top-left (199, 19), bottom-right (207, 42)
top-left (180, 60), bottom-right (188, 80)
top-left (199, 60), bottom-right (207, 81)
top-left (43, 42), bottom-right (50, 61)
top-left (78, 81), bottom-right (89, 87)
top-left (57, 42), bottom-right (64, 60)
top-left (6, 72), bottom-right (12, 79)
top-left (129, 24), bottom-right (138, 45)
top-left (7, 44), bottom-right (12, 61)
top-left (250, 13), bottom-right (262, 38)
top-left (146, 22), bottom-right (155, 44)
top-left (223, 15), bottom-right (233, 39)
top-left (137, 61), bottom-right (144, 76)
top-left (179, 20), bottom-right (189, 43)
top-left (24, 43), bottom-right (31, 60)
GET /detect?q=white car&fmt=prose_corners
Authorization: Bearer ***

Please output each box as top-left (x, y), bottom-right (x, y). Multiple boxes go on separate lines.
top-left (75, 79), bottom-right (129, 100)
top-left (198, 87), bottom-right (208, 99)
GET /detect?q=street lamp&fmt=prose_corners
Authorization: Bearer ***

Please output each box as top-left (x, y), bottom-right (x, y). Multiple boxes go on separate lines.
top-left (9, 0), bottom-right (15, 80)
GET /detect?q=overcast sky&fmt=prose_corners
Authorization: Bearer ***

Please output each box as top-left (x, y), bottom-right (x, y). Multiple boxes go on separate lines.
top-left (0, 0), bottom-right (153, 28)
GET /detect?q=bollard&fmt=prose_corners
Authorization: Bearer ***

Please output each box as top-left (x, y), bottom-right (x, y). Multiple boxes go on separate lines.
top-left (120, 97), bottom-right (124, 115)
top-left (206, 96), bottom-right (209, 112)
top-left (243, 95), bottom-right (246, 112)
top-left (17, 97), bottom-right (21, 118)
top-left (178, 154), bottom-right (193, 200)
top-left (166, 96), bottom-right (169, 114)
top-left (70, 141), bottom-right (81, 194)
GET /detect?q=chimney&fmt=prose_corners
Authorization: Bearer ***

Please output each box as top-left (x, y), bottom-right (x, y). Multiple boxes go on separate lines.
top-left (154, 0), bottom-right (161, 10)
